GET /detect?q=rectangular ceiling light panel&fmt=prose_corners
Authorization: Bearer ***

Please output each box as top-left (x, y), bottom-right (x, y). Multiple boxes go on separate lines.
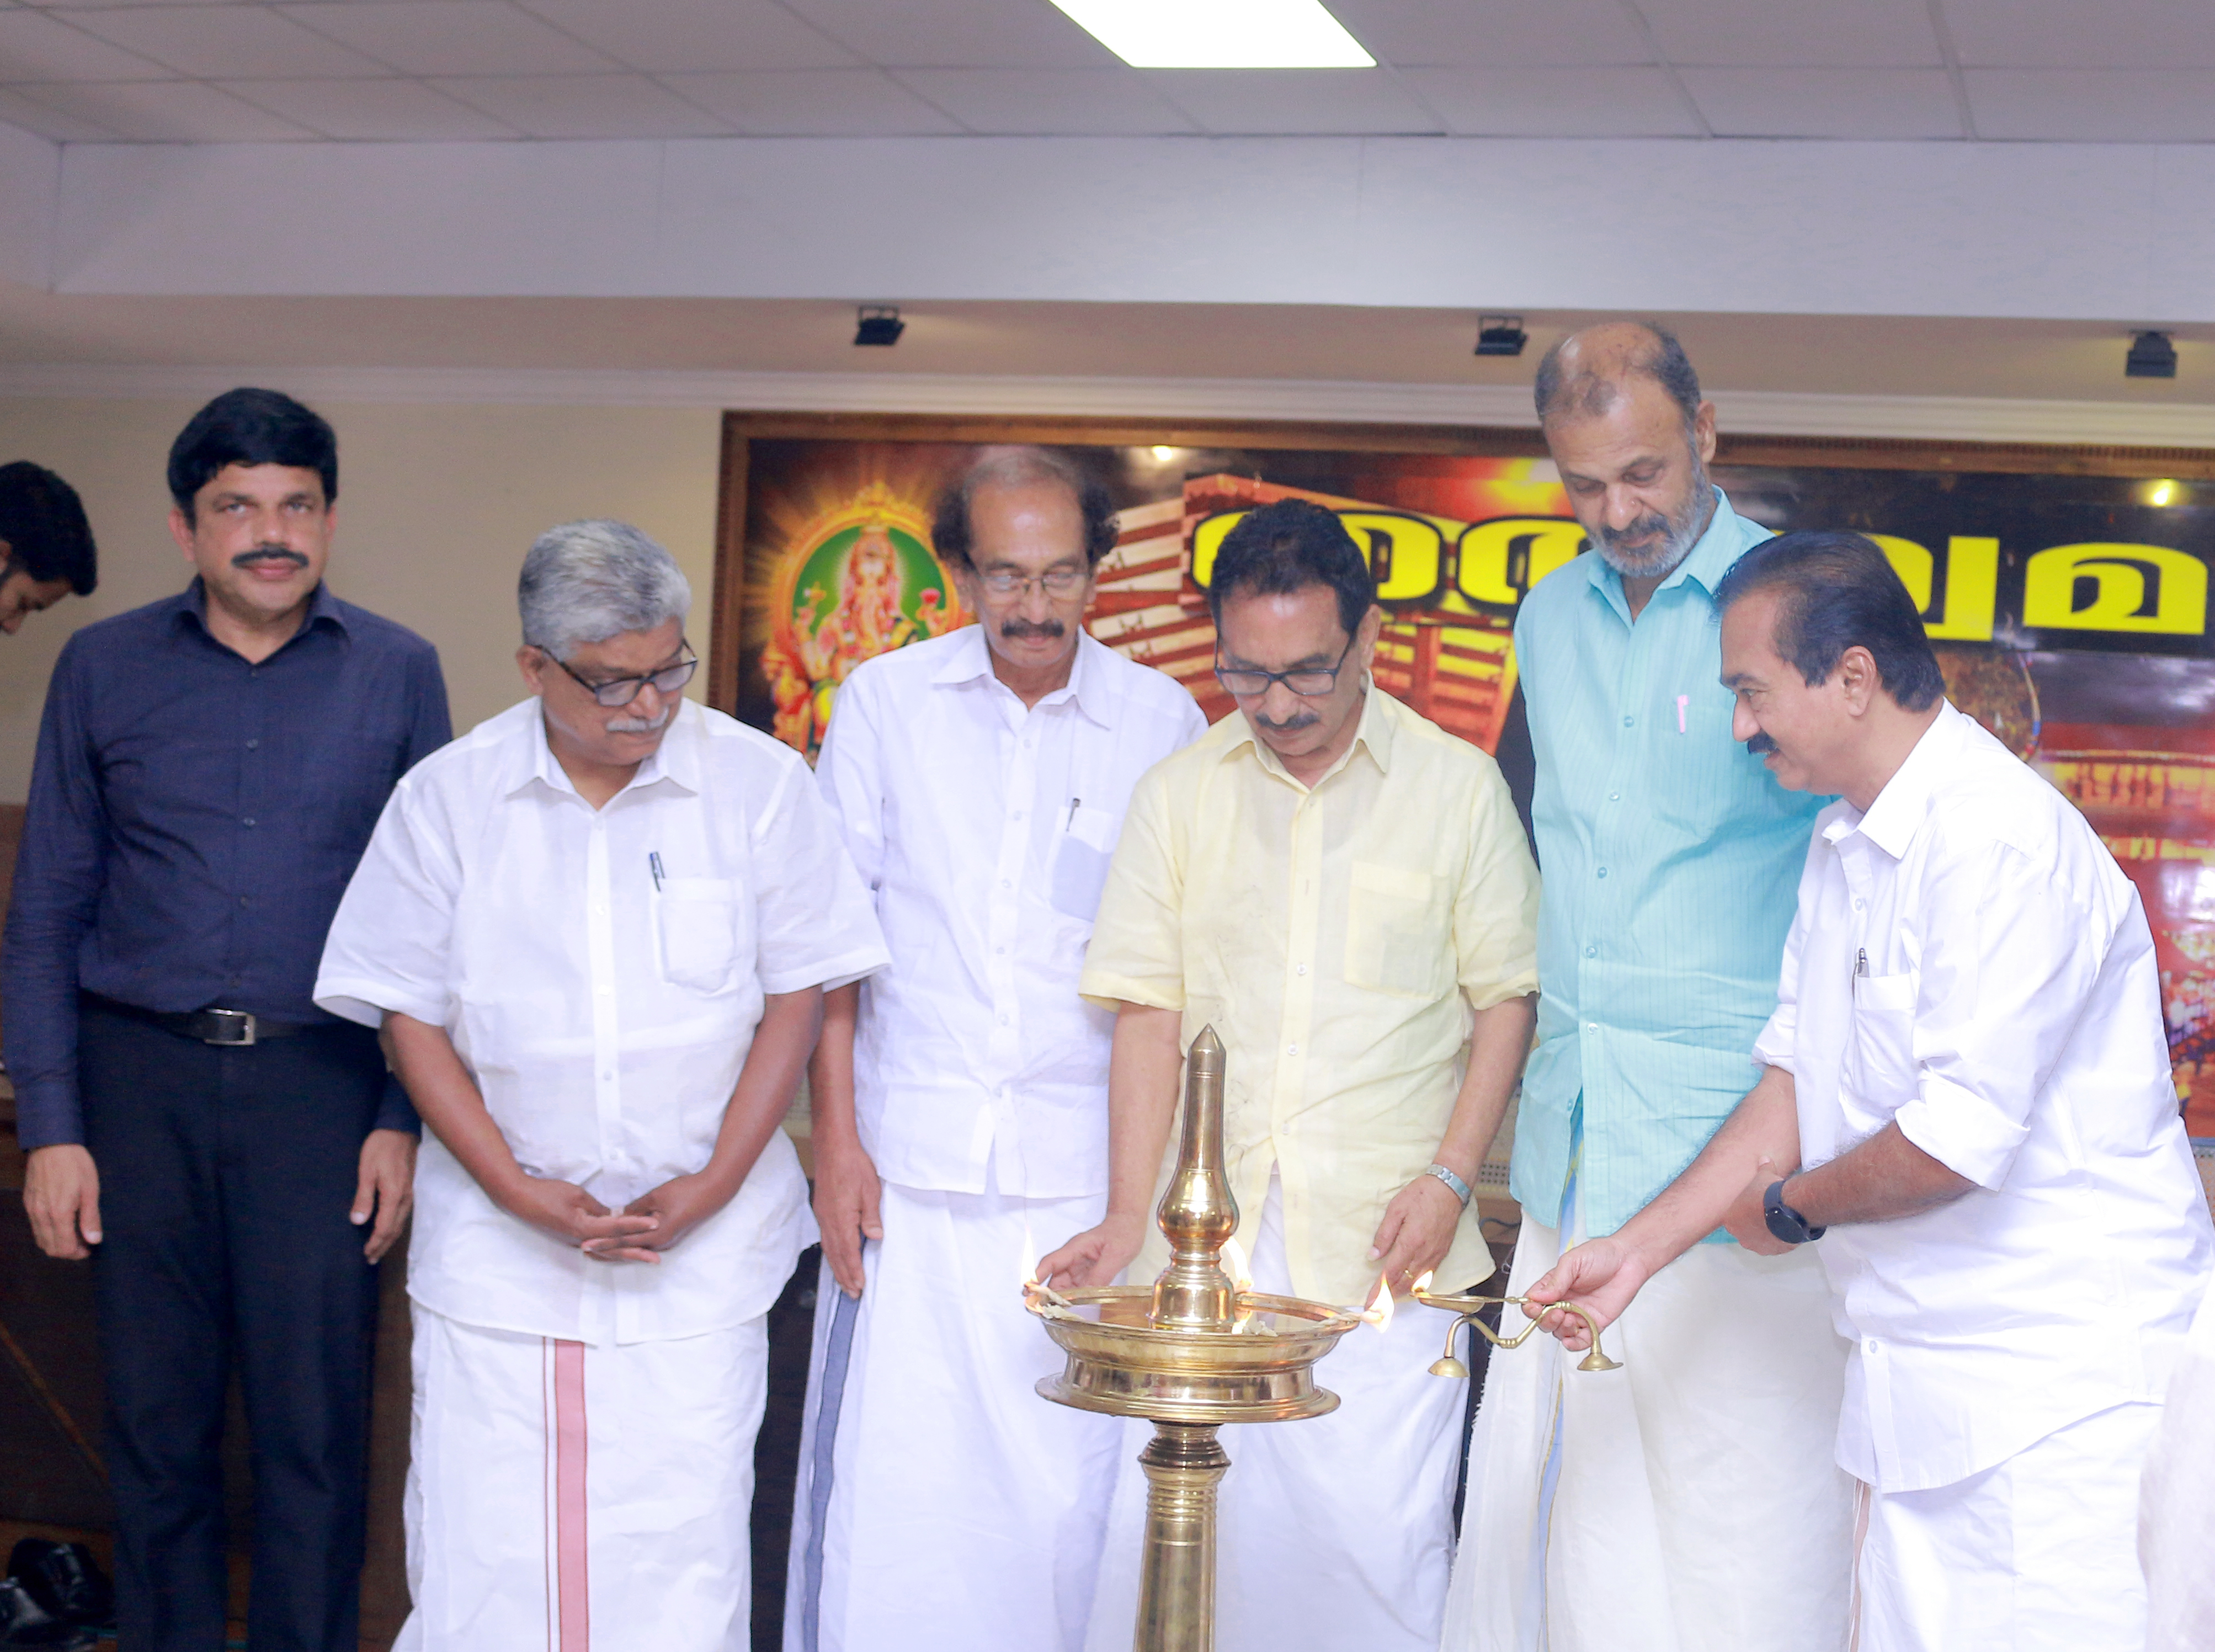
top-left (1050, 0), bottom-right (1373, 68)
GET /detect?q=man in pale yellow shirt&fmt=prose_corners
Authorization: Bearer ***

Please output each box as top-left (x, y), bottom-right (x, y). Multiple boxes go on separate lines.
top-left (1040, 498), bottom-right (1540, 1652)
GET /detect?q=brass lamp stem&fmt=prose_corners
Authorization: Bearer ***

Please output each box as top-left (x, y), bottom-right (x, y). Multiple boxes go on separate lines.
top-left (1133, 1422), bottom-right (1229, 1652)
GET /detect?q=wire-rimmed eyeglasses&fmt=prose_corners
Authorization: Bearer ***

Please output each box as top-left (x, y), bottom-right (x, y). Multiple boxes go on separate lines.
top-left (548, 643), bottom-right (700, 707)
top-left (978, 565), bottom-right (1090, 598)
top-left (1213, 632), bottom-right (1357, 700)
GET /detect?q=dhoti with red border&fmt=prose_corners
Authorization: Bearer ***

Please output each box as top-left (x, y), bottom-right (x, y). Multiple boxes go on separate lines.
top-left (395, 1304), bottom-right (768, 1652)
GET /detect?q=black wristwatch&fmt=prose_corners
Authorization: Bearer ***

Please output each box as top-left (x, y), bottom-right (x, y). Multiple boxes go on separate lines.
top-left (1763, 1179), bottom-right (1827, 1245)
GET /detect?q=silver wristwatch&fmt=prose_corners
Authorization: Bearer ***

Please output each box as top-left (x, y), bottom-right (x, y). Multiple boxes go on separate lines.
top-left (1423, 1163), bottom-right (1473, 1206)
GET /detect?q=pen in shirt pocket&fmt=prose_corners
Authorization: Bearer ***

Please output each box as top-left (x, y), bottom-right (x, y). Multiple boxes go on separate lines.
top-left (1676, 694), bottom-right (1689, 734)
top-left (1064, 797), bottom-right (1080, 832)
top-left (649, 851), bottom-right (666, 891)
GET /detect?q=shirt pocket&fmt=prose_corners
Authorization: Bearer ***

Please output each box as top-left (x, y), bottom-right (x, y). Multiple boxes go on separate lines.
top-left (1847, 970), bottom-right (1918, 1109)
top-left (1344, 861), bottom-right (1452, 1000)
top-left (1049, 803), bottom-right (1119, 924)
top-left (654, 877), bottom-right (742, 993)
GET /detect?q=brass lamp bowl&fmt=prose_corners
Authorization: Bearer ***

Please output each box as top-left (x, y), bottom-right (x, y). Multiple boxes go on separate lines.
top-left (1410, 1282), bottom-right (1624, 1377)
top-left (1028, 1282), bottom-right (1361, 1424)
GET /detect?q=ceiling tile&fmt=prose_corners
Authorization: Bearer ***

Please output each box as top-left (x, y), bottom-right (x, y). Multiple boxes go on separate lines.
top-left (275, 2), bottom-right (611, 77)
top-left (663, 67), bottom-right (961, 134)
top-left (1636, 0), bottom-right (1941, 67)
top-left (517, 0), bottom-right (857, 73)
top-left (1943, 0), bottom-right (2215, 69)
top-left (1966, 68), bottom-right (2215, 141)
top-left (221, 74), bottom-right (521, 139)
top-left (779, 0), bottom-right (1120, 69)
top-left (0, 81), bottom-right (119, 137)
top-left (1324, 0), bottom-right (1654, 66)
top-left (70, 5), bottom-right (390, 77)
top-left (11, 77), bottom-right (315, 138)
top-left (0, 8), bottom-right (168, 80)
top-left (894, 67), bottom-right (1194, 133)
top-left (1146, 67), bottom-right (1441, 134)
top-left (433, 71), bottom-right (733, 137)
top-left (1681, 67), bottom-right (1961, 137)
top-left (1403, 65), bottom-right (1699, 135)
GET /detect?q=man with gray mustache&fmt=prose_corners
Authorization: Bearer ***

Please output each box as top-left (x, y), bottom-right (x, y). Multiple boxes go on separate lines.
top-left (317, 519), bottom-right (886, 1648)
top-left (1445, 323), bottom-right (1851, 1652)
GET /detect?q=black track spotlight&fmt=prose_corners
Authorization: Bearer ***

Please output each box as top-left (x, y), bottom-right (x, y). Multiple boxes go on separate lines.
top-left (2127, 331), bottom-right (2177, 380)
top-left (1474, 315), bottom-right (1528, 358)
top-left (854, 306), bottom-right (906, 347)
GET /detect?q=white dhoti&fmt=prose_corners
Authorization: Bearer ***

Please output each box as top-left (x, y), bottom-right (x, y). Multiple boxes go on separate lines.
top-left (1859, 1401), bottom-right (2157, 1652)
top-left (784, 1173), bottom-right (1122, 1652)
top-left (2143, 1286), bottom-right (2215, 1652)
top-left (1083, 1179), bottom-right (1467, 1652)
top-left (397, 1304), bottom-right (768, 1652)
top-left (1447, 1214), bottom-right (1854, 1652)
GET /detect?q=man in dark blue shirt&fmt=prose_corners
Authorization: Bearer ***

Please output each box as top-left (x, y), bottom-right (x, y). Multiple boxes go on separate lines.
top-left (4, 388), bottom-right (450, 1652)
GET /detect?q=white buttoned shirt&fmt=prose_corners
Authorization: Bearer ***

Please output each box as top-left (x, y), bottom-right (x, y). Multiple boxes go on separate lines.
top-left (1754, 701), bottom-right (2213, 1491)
top-left (816, 626), bottom-right (1207, 1198)
top-left (316, 697), bottom-right (888, 1346)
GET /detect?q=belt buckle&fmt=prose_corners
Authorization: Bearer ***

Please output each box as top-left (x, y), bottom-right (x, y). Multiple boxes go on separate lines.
top-left (204, 1009), bottom-right (256, 1047)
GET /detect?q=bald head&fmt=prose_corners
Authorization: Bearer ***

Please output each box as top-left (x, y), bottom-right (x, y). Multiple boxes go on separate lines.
top-left (1534, 321), bottom-right (1703, 434)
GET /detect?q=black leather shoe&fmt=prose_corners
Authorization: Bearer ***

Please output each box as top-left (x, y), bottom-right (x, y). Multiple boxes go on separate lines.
top-left (0, 1577), bottom-right (94, 1648)
top-left (4, 1543), bottom-right (111, 1635)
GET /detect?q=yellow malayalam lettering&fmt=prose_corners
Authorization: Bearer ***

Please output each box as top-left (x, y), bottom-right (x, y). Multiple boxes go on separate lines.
top-left (2022, 542), bottom-right (2208, 636)
top-left (1870, 534), bottom-right (1998, 642)
top-left (1339, 512), bottom-right (1444, 603)
top-left (1455, 518), bottom-right (1587, 607)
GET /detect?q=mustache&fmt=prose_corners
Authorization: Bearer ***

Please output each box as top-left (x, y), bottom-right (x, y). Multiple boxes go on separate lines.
top-left (1253, 711), bottom-right (1322, 735)
top-left (232, 546), bottom-right (308, 570)
top-left (1745, 732), bottom-right (1778, 756)
top-left (605, 706), bottom-right (673, 734)
top-left (999, 617), bottom-right (1066, 641)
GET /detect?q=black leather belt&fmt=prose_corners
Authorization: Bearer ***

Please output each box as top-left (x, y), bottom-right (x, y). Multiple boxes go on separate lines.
top-left (85, 994), bottom-right (321, 1046)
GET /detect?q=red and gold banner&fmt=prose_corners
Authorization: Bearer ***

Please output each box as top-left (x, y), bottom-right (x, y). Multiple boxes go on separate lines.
top-left (728, 428), bottom-right (2215, 1137)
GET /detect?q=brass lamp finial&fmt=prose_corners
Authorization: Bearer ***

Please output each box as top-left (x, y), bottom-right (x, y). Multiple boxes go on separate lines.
top-left (1150, 1026), bottom-right (1239, 1330)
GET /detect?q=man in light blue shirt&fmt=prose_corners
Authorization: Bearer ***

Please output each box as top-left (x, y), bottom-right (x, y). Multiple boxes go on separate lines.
top-left (1447, 324), bottom-right (1854, 1652)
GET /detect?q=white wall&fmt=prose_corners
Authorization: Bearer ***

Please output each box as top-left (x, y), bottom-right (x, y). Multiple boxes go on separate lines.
top-left (0, 396), bottom-right (722, 802)
top-left (46, 135), bottom-right (2215, 323)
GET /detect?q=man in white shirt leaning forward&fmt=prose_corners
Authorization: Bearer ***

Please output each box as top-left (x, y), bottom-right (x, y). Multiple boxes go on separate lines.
top-left (316, 520), bottom-right (887, 1650)
top-left (784, 447), bottom-right (1206, 1652)
top-left (1525, 529), bottom-right (2213, 1652)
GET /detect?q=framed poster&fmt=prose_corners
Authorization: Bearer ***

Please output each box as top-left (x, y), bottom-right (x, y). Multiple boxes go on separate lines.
top-left (712, 412), bottom-right (2215, 1138)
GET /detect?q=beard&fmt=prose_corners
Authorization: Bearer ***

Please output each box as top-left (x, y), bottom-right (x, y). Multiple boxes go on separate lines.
top-left (1589, 456), bottom-right (1713, 580)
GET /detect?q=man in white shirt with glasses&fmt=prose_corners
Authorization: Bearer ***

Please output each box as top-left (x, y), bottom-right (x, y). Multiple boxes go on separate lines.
top-left (317, 519), bottom-right (887, 1650)
top-left (1526, 530), bottom-right (2212, 1652)
top-left (785, 448), bottom-right (1206, 1652)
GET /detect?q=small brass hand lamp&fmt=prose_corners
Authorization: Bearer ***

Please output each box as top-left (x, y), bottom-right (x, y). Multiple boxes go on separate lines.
top-left (1409, 1280), bottom-right (1623, 1377)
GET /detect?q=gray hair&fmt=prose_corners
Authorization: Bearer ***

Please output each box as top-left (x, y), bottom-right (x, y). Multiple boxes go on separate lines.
top-left (518, 519), bottom-right (691, 660)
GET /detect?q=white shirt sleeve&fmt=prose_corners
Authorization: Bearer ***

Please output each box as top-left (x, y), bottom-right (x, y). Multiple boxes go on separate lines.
top-left (313, 774), bottom-right (463, 1030)
top-left (751, 747), bottom-right (889, 996)
top-left (1751, 904), bottom-right (1807, 1075)
top-left (814, 664), bottom-right (886, 897)
top-left (1892, 830), bottom-right (2117, 1190)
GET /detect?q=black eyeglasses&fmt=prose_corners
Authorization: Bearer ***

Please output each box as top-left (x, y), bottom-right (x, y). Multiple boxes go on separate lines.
top-left (1213, 633), bottom-right (1357, 700)
top-left (548, 643), bottom-right (699, 707)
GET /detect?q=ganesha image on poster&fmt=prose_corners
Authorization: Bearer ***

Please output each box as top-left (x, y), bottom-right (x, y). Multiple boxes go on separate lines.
top-left (756, 482), bottom-right (966, 759)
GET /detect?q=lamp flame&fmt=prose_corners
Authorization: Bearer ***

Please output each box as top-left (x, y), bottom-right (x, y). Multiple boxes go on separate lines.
top-left (1361, 1273), bottom-right (1396, 1333)
top-left (1221, 1234), bottom-right (1254, 1293)
top-left (1411, 1270), bottom-right (1435, 1298)
top-left (1018, 1228), bottom-right (1040, 1293)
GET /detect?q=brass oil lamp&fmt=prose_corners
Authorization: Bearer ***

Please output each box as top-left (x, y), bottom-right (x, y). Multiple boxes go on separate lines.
top-left (1025, 1027), bottom-right (1360, 1652)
